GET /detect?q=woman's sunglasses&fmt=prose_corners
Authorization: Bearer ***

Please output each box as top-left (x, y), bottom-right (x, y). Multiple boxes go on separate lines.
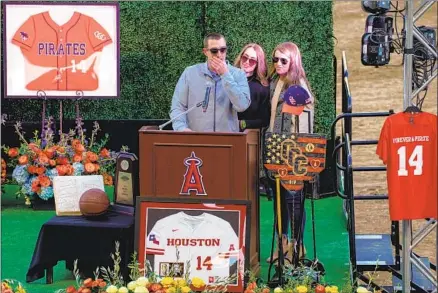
top-left (272, 57), bottom-right (289, 65)
top-left (241, 55), bottom-right (257, 66)
top-left (209, 47), bottom-right (227, 54)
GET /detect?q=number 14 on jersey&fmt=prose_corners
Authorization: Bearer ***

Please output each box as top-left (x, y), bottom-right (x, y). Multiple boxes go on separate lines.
top-left (397, 145), bottom-right (423, 176)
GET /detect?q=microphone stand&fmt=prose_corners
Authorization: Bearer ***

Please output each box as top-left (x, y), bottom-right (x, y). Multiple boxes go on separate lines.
top-left (158, 101), bottom-right (204, 130)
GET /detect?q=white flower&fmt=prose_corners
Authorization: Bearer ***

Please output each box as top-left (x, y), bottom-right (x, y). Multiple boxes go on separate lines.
top-left (106, 285), bottom-right (119, 293)
top-left (127, 281), bottom-right (137, 291)
top-left (134, 286), bottom-right (149, 293)
top-left (136, 276), bottom-right (149, 287)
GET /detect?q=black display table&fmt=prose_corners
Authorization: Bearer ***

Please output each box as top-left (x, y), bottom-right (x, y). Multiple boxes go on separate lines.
top-left (26, 210), bottom-right (134, 284)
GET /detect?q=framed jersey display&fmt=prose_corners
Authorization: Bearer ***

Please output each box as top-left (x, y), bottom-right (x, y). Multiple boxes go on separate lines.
top-left (2, 1), bottom-right (120, 99)
top-left (135, 198), bottom-right (251, 292)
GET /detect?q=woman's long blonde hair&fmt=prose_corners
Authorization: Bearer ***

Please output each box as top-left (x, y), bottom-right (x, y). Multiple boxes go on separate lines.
top-left (269, 42), bottom-right (311, 90)
top-left (234, 43), bottom-right (269, 87)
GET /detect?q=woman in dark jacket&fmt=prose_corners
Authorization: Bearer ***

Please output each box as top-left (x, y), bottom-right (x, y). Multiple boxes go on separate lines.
top-left (234, 43), bottom-right (270, 130)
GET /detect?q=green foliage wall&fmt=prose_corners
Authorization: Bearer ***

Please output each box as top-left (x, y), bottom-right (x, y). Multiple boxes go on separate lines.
top-left (1, 1), bottom-right (334, 134)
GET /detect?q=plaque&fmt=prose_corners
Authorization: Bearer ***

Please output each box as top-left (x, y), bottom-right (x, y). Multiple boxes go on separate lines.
top-left (114, 152), bottom-right (138, 206)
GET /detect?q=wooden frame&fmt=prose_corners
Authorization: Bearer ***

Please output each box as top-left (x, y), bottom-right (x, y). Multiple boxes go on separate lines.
top-left (135, 197), bottom-right (251, 292)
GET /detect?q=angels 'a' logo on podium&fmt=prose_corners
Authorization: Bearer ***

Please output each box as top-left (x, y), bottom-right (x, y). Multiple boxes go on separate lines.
top-left (180, 151), bottom-right (207, 196)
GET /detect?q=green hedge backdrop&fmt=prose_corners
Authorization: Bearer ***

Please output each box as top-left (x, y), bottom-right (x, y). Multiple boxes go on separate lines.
top-left (1, 1), bottom-right (335, 134)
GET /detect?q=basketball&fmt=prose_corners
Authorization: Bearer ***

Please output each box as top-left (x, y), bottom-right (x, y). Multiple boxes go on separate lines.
top-left (79, 188), bottom-right (110, 217)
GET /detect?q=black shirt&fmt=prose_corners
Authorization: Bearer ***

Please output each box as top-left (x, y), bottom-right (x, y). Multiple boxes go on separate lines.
top-left (238, 76), bottom-right (270, 130)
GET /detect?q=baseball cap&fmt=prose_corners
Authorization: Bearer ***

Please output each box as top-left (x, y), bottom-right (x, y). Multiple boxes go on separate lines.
top-left (281, 85), bottom-right (312, 115)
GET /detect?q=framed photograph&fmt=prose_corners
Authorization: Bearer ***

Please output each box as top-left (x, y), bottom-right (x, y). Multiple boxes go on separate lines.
top-left (135, 198), bottom-right (251, 292)
top-left (2, 1), bottom-right (120, 99)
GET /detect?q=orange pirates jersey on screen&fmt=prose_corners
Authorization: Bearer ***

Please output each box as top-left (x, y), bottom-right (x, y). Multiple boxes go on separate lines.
top-left (12, 12), bottom-right (112, 91)
top-left (376, 111), bottom-right (437, 221)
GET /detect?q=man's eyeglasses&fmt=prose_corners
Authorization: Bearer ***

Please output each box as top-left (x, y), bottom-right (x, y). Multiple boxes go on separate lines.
top-left (241, 55), bottom-right (257, 66)
top-left (272, 57), bottom-right (289, 65)
top-left (209, 47), bottom-right (227, 54)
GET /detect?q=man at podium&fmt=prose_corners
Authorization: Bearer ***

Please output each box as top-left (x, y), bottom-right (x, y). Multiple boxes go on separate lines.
top-left (169, 33), bottom-right (251, 132)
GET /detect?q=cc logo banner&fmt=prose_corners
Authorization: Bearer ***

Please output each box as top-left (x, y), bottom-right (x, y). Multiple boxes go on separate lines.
top-left (94, 31), bottom-right (107, 41)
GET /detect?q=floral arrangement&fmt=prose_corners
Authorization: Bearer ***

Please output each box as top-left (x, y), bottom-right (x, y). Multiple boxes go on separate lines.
top-left (54, 242), bottom-right (379, 293)
top-left (1, 279), bottom-right (27, 293)
top-left (2, 117), bottom-right (126, 204)
top-left (56, 243), bottom-right (210, 293)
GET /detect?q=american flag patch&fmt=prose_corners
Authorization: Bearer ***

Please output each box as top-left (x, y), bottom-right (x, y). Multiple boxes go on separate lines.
top-left (263, 132), bottom-right (327, 191)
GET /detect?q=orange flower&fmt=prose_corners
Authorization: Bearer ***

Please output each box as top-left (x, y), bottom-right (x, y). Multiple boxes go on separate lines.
top-left (65, 164), bottom-right (74, 176)
top-left (83, 278), bottom-right (93, 288)
top-left (73, 154), bottom-right (83, 162)
top-left (86, 151), bottom-right (98, 162)
top-left (100, 148), bottom-right (110, 158)
top-left (93, 164), bottom-right (100, 172)
top-left (103, 173), bottom-right (113, 186)
top-left (71, 139), bottom-right (81, 147)
top-left (8, 148), bottom-right (18, 157)
top-left (36, 166), bottom-right (46, 175)
top-left (28, 143), bottom-right (41, 154)
top-left (66, 286), bottom-right (77, 293)
top-left (49, 159), bottom-right (56, 167)
top-left (56, 165), bottom-right (67, 176)
top-left (27, 165), bottom-right (37, 174)
top-left (84, 162), bottom-right (95, 173)
top-left (98, 282), bottom-right (106, 288)
top-left (75, 144), bottom-right (85, 153)
top-left (38, 153), bottom-right (49, 165)
top-left (44, 147), bottom-right (55, 159)
top-left (39, 175), bottom-right (51, 187)
top-left (18, 155), bottom-right (29, 165)
top-left (57, 157), bottom-right (69, 165)
top-left (31, 178), bottom-right (41, 193)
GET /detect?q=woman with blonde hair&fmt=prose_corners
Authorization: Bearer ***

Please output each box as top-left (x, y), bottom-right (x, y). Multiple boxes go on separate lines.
top-left (234, 43), bottom-right (270, 131)
top-left (265, 42), bottom-right (314, 263)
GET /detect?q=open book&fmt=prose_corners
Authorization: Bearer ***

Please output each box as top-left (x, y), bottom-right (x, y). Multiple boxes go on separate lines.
top-left (53, 175), bottom-right (104, 216)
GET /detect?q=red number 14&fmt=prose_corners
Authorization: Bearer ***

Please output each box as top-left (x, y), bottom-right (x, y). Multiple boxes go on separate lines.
top-left (196, 256), bottom-right (212, 270)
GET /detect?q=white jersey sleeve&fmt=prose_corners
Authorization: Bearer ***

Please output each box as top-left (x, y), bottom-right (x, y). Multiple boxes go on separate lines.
top-left (145, 220), bottom-right (167, 256)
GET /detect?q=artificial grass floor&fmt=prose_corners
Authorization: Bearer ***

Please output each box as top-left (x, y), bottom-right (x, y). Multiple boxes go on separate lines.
top-left (1, 186), bottom-right (350, 293)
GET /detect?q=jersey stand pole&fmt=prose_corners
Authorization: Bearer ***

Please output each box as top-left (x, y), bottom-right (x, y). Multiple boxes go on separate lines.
top-left (402, 0), bottom-right (413, 292)
top-left (267, 175), bottom-right (286, 287)
top-left (274, 175), bottom-right (285, 286)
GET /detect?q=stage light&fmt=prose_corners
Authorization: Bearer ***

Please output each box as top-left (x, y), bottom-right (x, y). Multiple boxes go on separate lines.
top-left (362, 1), bottom-right (391, 14)
top-left (361, 15), bottom-right (393, 66)
top-left (361, 33), bottom-right (389, 66)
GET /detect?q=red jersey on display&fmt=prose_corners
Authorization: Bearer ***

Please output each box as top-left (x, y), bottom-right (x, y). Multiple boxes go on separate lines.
top-left (376, 111), bottom-right (437, 220)
top-left (12, 12), bottom-right (112, 91)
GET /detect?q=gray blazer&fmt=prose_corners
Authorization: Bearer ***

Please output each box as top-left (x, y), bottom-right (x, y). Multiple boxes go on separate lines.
top-left (170, 62), bottom-right (250, 132)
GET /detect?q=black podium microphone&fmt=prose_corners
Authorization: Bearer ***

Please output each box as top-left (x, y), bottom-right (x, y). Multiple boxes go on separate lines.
top-left (202, 81), bottom-right (213, 113)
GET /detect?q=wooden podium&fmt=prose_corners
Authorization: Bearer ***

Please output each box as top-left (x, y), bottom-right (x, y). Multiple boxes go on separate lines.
top-left (138, 126), bottom-right (260, 275)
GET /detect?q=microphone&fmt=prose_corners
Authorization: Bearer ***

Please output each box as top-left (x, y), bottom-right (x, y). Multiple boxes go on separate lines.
top-left (158, 101), bottom-right (204, 130)
top-left (202, 81), bottom-right (212, 113)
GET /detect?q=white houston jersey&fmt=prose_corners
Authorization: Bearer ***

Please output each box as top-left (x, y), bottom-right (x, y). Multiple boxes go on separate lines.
top-left (145, 212), bottom-right (240, 284)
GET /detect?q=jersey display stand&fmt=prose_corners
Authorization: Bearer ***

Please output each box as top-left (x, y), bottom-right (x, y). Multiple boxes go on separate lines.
top-left (262, 132), bottom-right (328, 287)
top-left (138, 126), bottom-right (261, 281)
